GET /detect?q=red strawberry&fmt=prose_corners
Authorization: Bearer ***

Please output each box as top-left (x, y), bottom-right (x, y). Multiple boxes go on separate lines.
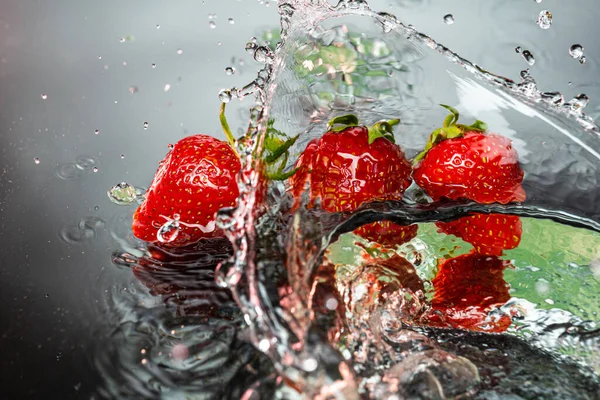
top-left (425, 252), bottom-right (512, 333)
top-left (289, 115), bottom-right (415, 247)
top-left (435, 213), bottom-right (522, 256)
top-left (132, 134), bottom-right (240, 247)
top-left (413, 105), bottom-right (525, 204)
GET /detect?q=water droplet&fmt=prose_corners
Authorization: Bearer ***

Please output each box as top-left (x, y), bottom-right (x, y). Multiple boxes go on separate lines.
top-left (164, 84), bottom-right (171, 92)
top-left (209, 21), bottom-right (216, 29)
top-left (443, 14), bottom-right (455, 25)
top-left (151, 63), bottom-right (157, 68)
top-left (92, 166), bottom-right (98, 173)
top-left (302, 358), bottom-right (318, 372)
top-left (128, 86), bottom-right (138, 94)
top-left (41, 94), bottom-right (48, 100)
top-left (208, 13), bottom-right (217, 20)
top-left (94, 205), bottom-right (99, 211)
top-left (515, 46), bottom-right (522, 53)
top-left (245, 42), bottom-right (257, 54)
top-left (157, 216), bottom-right (180, 243)
top-left (107, 182), bottom-right (137, 205)
top-left (120, 154), bottom-right (125, 159)
top-left (98, 56), bottom-right (102, 60)
top-left (218, 89), bottom-right (232, 103)
top-left (565, 93), bottom-right (590, 113)
top-left (253, 46), bottom-right (272, 63)
top-left (579, 56), bottom-right (587, 64)
top-left (258, 339), bottom-right (270, 352)
top-left (156, 24), bottom-right (160, 29)
top-left (537, 10), bottom-right (552, 29)
top-left (119, 37), bottom-right (126, 43)
top-left (521, 49), bottom-right (535, 66)
top-left (534, 0), bottom-right (542, 3)
top-left (94, 129), bottom-right (100, 135)
top-left (569, 44), bottom-right (584, 59)
top-left (143, 122), bottom-right (149, 130)
top-left (225, 67), bottom-right (235, 75)
top-left (228, 18), bottom-right (235, 24)
top-left (176, 48), bottom-right (183, 55)
top-left (34, 157), bottom-right (40, 164)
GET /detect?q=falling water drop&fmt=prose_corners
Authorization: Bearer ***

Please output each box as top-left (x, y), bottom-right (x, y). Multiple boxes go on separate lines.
top-left (107, 182), bottom-right (138, 205)
top-left (228, 18), bottom-right (235, 25)
top-left (521, 49), bottom-right (535, 66)
top-left (34, 157), bottom-right (40, 164)
top-left (157, 215), bottom-right (180, 243)
top-left (209, 21), bottom-right (216, 29)
top-left (143, 122), bottom-right (149, 130)
top-left (176, 48), bottom-right (183, 55)
top-left (94, 129), bottom-right (100, 135)
top-left (92, 166), bottom-right (99, 173)
top-left (156, 24), bottom-right (160, 29)
top-left (569, 44), bottom-right (584, 59)
top-left (537, 10), bottom-right (552, 29)
top-left (443, 14), bottom-right (455, 25)
top-left (41, 94), bottom-right (48, 100)
top-left (225, 67), bottom-right (236, 75)
top-left (164, 84), bottom-right (171, 92)
top-left (151, 63), bottom-right (157, 68)
top-left (515, 46), bottom-right (522, 53)
top-left (579, 56), bottom-right (587, 64)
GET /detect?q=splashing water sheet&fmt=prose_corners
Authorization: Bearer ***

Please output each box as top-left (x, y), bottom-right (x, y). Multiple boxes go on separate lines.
top-left (5, 0), bottom-right (600, 399)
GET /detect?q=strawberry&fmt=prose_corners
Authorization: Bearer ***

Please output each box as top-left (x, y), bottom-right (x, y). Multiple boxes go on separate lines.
top-left (132, 134), bottom-right (240, 246)
top-left (413, 105), bottom-right (526, 204)
top-left (435, 213), bottom-right (522, 256)
top-left (425, 252), bottom-right (512, 333)
top-left (289, 114), bottom-right (416, 247)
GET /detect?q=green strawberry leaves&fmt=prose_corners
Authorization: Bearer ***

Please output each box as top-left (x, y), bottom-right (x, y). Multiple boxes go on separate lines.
top-left (414, 104), bottom-right (488, 163)
top-left (327, 114), bottom-right (399, 145)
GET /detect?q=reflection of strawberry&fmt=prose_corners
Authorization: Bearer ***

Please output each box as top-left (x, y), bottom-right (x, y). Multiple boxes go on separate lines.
top-left (132, 134), bottom-right (240, 247)
top-left (436, 213), bottom-right (522, 256)
top-left (413, 105), bottom-right (525, 205)
top-left (425, 252), bottom-right (512, 333)
top-left (290, 114), bottom-right (415, 247)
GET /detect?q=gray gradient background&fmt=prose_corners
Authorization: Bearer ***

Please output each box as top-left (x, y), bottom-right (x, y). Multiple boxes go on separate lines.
top-left (1, 0), bottom-right (599, 398)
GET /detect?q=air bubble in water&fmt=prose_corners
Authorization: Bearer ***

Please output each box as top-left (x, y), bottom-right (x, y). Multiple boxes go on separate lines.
top-left (41, 94), bottom-right (48, 100)
top-left (521, 49), bottom-right (535, 66)
top-left (157, 215), bottom-right (180, 243)
top-left (537, 10), bottom-right (552, 29)
top-left (143, 122), bottom-right (149, 130)
top-left (443, 14), bottom-right (455, 25)
top-left (218, 89), bottom-right (232, 103)
top-left (225, 67), bottom-right (235, 75)
top-left (209, 21), bottom-right (216, 29)
top-left (569, 44), bottom-right (584, 59)
top-left (176, 48), bottom-right (183, 55)
top-left (34, 157), bottom-right (40, 164)
top-left (107, 182), bottom-right (137, 205)
top-left (228, 18), bottom-right (235, 24)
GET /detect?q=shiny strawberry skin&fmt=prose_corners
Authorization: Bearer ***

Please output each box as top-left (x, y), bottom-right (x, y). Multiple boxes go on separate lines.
top-left (413, 131), bottom-right (526, 204)
top-left (132, 135), bottom-right (240, 247)
top-left (426, 252), bottom-right (512, 333)
top-left (290, 126), bottom-right (414, 246)
top-left (436, 213), bottom-right (522, 256)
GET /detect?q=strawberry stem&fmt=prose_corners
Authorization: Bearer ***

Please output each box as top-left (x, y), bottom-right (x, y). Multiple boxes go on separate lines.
top-left (414, 104), bottom-right (488, 163)
top-left (219, 102), bottom-right (237, 149)
top-left (328, 114), bottom-right (359, 129)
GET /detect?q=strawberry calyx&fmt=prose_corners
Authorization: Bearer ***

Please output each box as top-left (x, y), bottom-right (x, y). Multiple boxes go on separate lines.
top-left (327, 114), bottom-right (400, 145)
top-left (219, 102), bottom-right (300, 181)
top-left (414, 104), bottom-right (488, 163)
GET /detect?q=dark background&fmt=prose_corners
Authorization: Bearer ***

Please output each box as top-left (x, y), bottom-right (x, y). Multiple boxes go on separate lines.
top-left (1, 0), bottom-right (599, 398)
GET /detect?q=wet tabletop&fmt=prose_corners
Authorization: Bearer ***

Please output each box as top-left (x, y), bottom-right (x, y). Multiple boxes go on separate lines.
top-left (1, 0), bottom-right (600, 398)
